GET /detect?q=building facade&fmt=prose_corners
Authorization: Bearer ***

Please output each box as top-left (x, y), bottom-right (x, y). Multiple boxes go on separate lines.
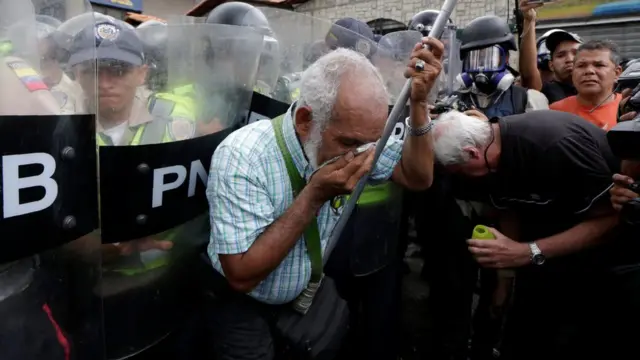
top-left (294, 0), bottom-right (513, 29)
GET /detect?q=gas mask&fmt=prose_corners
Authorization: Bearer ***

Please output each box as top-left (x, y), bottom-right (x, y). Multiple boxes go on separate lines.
top-left (457, 45), bottom-right (513, 95)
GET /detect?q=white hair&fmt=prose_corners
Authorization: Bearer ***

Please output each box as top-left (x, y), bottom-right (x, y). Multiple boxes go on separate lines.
top-left (432, 111), bottom-right (493, 166)
top-left (296, 48), bottom-right (389, 168)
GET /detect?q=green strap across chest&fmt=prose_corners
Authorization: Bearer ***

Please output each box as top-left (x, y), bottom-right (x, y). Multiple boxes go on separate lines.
top-left (272, 114), bottom-right (323, 282)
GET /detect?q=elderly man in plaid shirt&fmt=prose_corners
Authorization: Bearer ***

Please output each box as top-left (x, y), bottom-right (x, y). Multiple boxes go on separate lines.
top-left (205, 36), bottom-right (444, 359)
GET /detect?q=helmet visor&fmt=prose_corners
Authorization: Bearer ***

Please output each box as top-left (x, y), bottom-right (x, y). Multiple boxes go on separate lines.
top-left (463, 45), bottom-right (505, 72)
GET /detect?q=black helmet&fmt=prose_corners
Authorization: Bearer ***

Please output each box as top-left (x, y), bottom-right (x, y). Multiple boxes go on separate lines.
top-left (205, 2), bottom-right (272, 36)
top-left (407, 10), bottom-right (453, 36)
top-left (459, 15), bottom-right (516, 56)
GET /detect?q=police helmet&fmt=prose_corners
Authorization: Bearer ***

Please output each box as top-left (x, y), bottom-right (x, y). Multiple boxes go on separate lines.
top-left (136, 20), bottom-right (167, 50)
top-left (536, 29), bottom-right (563, 70)
top-left (205, 2), bottom-right (272, 36)
top-left (35, 20), bottom-right (70, 63)
top-left (304, 39), bottom-right (328, 67)
top-left (407, 10), bottom-right (453, 36)
top-left (459, 15), bottom-right (516, 56)
top-left (138, 19), bottom-right (166, 29)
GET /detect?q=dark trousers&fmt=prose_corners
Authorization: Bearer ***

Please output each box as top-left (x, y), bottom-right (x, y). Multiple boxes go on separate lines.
top-left (205, 290), bottom-right (278, 360)
top-left (499, 270), bottom-right (614, 360)
top-left (414, 180), bottom-right (478, 360)
top-left (605, 264), bottom-right (640, 359)
top-left (328, 261), bottom-right (401, 360)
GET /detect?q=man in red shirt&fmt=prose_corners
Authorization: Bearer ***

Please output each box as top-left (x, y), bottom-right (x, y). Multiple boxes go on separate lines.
top-left (550, 40), bottom-right (622, 130)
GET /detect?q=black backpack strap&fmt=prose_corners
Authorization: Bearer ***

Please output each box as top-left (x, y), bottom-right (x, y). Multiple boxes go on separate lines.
top-left (510, 86), bottom-right (529, 114)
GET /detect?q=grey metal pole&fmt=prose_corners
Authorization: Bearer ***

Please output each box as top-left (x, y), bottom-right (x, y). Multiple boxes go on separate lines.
top-left (323, 0), bottom-right (459, 263)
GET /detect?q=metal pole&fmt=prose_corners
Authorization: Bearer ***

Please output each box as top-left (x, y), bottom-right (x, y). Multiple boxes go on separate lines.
top-left (323, 0), bottom-right (459, 263)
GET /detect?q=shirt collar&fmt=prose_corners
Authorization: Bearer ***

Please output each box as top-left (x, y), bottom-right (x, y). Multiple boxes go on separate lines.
top-left (282, 103), bottom-right (312, 179)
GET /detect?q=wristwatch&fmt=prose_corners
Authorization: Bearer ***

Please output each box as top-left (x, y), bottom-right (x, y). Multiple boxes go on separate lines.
top-left (528, 242), bottom-right (546, 266)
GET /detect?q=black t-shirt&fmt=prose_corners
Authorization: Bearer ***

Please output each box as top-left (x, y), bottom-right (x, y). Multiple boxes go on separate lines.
top-left (490, 110), bottom-right (631, 270)
top-left (541, 80), bottom-right (577, 105)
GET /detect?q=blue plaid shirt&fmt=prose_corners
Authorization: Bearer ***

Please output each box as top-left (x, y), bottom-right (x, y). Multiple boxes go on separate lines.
top-left (206, 105), bottom-right (403, 304)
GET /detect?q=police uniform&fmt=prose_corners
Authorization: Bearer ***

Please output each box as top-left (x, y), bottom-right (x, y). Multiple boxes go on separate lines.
top-left (0, 55), bottom-right (59, 115)
top-left (66, 19), bottom-right (198, 360)
top-left (50, 73), bottom-right (84, 114)
top-left (96, 91), bottom-right (194, 147)
top-left (147, 84), bottom-right (197, 124)
top-left (0, 54), bottom-right (75, 360)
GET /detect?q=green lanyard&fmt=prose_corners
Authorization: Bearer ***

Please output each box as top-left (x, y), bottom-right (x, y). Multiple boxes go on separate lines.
top-left (272, 115), bottom-right (323, 282)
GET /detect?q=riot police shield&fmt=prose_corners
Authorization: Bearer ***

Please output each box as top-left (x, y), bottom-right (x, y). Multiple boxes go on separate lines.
top-left (444, 26), bottom-right (463, 96)
top-left (248, 7), bottom-right (378, 122)
top-left (376, 28), bottom-right (455, 104)
top-left (375, 30), bottom-right (423, 103)
top-left (136, 21), bottom-right (168, 94)
top-left (93, 22), bottom-right (263, 359)
top-left (0, 0), bottom-right (101, 359)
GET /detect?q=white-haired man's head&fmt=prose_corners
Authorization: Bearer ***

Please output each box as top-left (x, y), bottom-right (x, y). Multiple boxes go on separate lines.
top-left (294, 47), bottom-right (389, 169)
top-left (432, 110), bottom-right (495, 177)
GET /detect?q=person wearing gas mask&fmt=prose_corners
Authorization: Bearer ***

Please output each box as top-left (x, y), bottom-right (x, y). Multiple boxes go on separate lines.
top-left (455, 15), bottom-right (548, 119)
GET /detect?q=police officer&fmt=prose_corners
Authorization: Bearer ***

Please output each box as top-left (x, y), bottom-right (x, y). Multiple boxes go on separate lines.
top-left (408, 9), bottom-right (459, 100)
top-left (205, 2), bottom-right (279, 96)
top-left (136, 19), bottom-right (198, 129)
top-left (0, 46), bottom-right (60, 115)
top-left (0, 0), bottom-right (105, 359)
top-left (68, 19), bottom-right (197, 360)
top-left (454, 15), bottom-right (548, 118)
top-left (408, 9), bottom-right (451, 36)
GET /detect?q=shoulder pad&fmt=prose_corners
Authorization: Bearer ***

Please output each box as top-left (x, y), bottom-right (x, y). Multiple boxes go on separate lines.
top-left (148, 95), bottom-right (176, 117)
top-left (6, 60), bottom-right (48, 92)
top-left (51, 90), bottom-right (68, 107)
top-left (167, 117), bottom-right (196, 141)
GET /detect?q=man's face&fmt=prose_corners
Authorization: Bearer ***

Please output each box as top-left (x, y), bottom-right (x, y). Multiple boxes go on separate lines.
top-left (549, 40), bottom-right (579, 82)
top-left (75, 61), bottom-right (147, 114)
top-left (573, 49), bottom-right (621, 97)
top-left (295, 85), bottom-right (388, 169)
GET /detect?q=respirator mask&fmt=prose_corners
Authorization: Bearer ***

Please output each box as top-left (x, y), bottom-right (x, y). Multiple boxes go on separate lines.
top-left (458, 45), bottom-right (513, 95)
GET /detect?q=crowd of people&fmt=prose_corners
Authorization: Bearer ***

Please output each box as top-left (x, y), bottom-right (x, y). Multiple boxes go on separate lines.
top-left (204, 1), bottom-right (640, 359)
top-left (3, 0), bottom-right (640, 359)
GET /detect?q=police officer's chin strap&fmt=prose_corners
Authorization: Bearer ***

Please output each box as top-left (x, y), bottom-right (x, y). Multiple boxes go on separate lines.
top-left (456, 70), bottom-right (515, 109)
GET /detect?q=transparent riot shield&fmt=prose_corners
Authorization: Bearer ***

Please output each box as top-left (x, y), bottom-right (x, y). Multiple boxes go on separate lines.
top-left (0, 0), bottom-right (101, 359)
top-left (376, 28), bottom-right (454, 104)
top-left (94, 22), bottom-right (262, 359)
top-left (136, 21), bottom-right (168, 96)
top-left (375, 30), bottom-right (423, 104)
top-left (444, 25), bottom-right (463, 96)
top-left (248, 7), bottom-right (379, 122)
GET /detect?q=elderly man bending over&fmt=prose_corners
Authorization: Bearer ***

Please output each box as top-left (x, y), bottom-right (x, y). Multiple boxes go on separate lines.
top-left (205, 39), bottom-right (443, 359)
